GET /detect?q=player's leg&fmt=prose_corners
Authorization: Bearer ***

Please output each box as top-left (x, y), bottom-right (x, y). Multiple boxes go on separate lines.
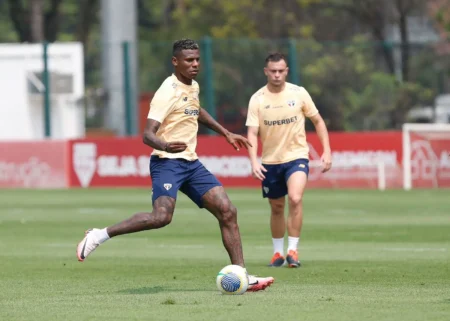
top-left (76, 157), bottom-right (182, 262)
top-left (76, 196), bottom-right (176, 262)
top-left (262, 163), bottom-right (288, 267)
top-left (202, 186), bottom-right (244, 266)
top-left (284, 159), bottom-right (309, 268)
top-left (178, 160), bottom-right (244, 266)
top-left (106, 196), bottom-right (175, 237)
top-left (200, 186), bottom-right (274, 292)
top-left (180, 160), bottom-right (274, 291)
top-left (267, 197), bottom-right (286, 266)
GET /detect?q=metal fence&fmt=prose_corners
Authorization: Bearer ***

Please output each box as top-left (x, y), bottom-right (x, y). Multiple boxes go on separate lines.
top-left (134, 38), bottom-right (449, 133)
top-left (59, 38), bottom-right (450, 135)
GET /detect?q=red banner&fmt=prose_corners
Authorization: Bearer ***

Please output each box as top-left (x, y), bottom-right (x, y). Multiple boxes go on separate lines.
top-left (68, 137), bottom-right (151, 188)
top-left (0, 141), bottom-right (67, 188)
top-left (409, 132), bottom-right (450, 188)
top-left (307, 131), bottom-right (403, 188)
top-left (67, 132), bottom-right (404, 188)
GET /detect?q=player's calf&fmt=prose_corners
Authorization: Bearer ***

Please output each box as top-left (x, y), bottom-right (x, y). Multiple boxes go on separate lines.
top-left (107, 196), bottom-right (175, 237)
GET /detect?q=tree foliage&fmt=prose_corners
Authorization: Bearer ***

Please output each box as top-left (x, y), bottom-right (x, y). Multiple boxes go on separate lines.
top-left (0, 0), bottom-right (446, 131)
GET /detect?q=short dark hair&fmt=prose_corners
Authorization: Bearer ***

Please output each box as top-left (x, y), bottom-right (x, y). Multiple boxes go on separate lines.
top-left (265, 52), bottom-right (287, 66)
top-left (173, 38), bottom-right (199, 57)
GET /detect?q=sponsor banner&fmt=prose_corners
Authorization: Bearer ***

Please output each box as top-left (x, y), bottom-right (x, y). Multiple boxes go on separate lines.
top-left (307, 131), bottom-right (403, 188)
top-left (68, 137), bottom-right (151, 188)
top-left (4, 131), bottom-right (447, 189)
top-left (68, 132), bottom-right (405, 188)
top-left (0, 141), bottom-right (67, 188)
top-left (409, 132), bottom-right (450, 188)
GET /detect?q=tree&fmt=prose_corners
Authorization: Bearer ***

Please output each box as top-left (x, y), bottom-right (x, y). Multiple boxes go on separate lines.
top-left (310, 0), bottom-right (428, 82)
top-left (29, 0), bottom-right (44, 42)
top-left (4, 0), bottom-right (98, 46)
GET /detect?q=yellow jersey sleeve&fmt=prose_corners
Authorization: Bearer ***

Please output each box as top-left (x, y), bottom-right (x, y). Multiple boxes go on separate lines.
top-left (147, 84), bottom-right (176, 123)
top-left (245, 95), bottom-right (260, 127)
top-left (300, 87), bottom-right (319, 118)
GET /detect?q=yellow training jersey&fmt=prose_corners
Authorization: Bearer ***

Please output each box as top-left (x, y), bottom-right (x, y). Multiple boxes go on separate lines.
top-left (147, 74), bottom-right (201, 161)
top-left (245, 82), bottom-right (319, 164)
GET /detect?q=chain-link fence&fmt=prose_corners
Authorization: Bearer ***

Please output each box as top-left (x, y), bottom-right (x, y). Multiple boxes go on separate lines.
top-left (132, 38), bottom-right (449, 134)
top-left (67, 38), bottom-right (450, 135)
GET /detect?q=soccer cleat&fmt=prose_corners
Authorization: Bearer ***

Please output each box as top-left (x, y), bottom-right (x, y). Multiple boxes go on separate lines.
top-left (247, 275), bottom-right (275, 292)
top-left (76, 228), bottom-right (100, 262)
top-left (286, 249), bottom-right (301, 268)
top-left (268, 252), bottom-right (285, 267)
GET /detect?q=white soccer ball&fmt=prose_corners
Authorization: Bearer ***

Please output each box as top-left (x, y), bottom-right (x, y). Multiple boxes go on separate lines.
top-left (216, 264), bottom-right (249, 295)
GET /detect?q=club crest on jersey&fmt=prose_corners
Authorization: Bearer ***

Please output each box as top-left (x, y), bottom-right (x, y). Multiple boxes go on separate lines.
top-left (164, 183), bottom-right (172, 190)
top-left (287, 100), bottom-right (296, 107)
top-left (192, 91), bottom-right (199, 100)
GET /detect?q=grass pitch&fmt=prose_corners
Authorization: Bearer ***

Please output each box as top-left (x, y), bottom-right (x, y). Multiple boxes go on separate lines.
top-left (0, 188), bottom-right (449, 321)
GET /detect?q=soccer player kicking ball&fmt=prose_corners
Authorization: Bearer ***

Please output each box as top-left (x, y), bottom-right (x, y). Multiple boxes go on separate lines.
top-left (77, 39), bottom-right (274, 292)
top-left (245, 53), bottom-right (332, 268)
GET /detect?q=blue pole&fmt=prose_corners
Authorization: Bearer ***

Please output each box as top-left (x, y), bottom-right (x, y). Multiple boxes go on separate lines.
top-left (43, 42), bottom-right (51, 138)
top-left (202, 36), bottom-right (216, 135)
top-left (122, 41), bottom-right (133, 136)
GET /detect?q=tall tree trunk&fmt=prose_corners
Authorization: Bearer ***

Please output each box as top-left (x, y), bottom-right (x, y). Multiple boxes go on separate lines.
top-left (30, 0), bottom-right (44, 42)
top-left (396, 0), bottom-right (411, 82)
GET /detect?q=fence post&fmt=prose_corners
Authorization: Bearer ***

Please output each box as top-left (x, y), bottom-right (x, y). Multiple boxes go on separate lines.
top-left (43, 41), bottom-right (51, 138)
top-left (288, 38), bottom-right (300, 85)
top-left (122, 41), bottom-right (133, 136)
top-left (201, 36), bottom-right (216, 135)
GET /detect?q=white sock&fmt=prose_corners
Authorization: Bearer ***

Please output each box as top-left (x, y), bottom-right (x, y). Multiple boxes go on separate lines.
top-left (272, 237), bottom-right (284, 255)
top-left (287, 236), bottom-right (299, 252)
top-left (95, 228), bottom-right (110, 244)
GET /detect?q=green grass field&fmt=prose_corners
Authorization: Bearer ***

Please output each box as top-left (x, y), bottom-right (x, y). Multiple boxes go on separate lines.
top-left (1, 188), bottom-right (449, 321)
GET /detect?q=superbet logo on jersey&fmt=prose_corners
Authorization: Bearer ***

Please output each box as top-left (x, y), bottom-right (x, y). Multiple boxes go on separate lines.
top-left (184, 108), bottom-right (199, 116)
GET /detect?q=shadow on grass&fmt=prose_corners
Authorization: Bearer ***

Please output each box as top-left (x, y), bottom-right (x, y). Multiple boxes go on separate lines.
top-left (118, 286), bottom-right (215, 294)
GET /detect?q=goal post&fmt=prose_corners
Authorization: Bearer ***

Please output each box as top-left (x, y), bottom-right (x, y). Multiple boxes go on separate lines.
top-left (402, 123), bottom-right (450, 190)
top-left (308, 160), bottom-right (401, 191)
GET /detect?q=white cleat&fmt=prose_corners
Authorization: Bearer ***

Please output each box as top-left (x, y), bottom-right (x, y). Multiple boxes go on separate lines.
top-left (247, 275), bottom-right (275, 292)
top-left (76, 229), bottom-right (100, 262)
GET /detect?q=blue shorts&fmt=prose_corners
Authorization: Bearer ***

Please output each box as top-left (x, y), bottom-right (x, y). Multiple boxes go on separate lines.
top-left (150, 156), bottom-right (222, 208)
top-left (262, 158), bottom-right (309, 199)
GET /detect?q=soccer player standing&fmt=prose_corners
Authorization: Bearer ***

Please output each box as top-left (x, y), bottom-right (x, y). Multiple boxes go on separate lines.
top-left (77, 39), bottom-right (274, 291)
top-left (245, 53), bottom-right (332, 268)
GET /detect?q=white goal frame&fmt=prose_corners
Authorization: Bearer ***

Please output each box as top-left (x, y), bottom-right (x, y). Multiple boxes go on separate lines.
top-left (308, 160), bottom-right (396, 191)
top-left (402, 123), bottom-right (450, 190)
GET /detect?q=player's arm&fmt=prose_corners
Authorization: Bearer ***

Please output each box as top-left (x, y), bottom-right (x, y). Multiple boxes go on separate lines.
top-left (198, 108), bottom-right (251, 151)
top-left (245, 95), bottom-right (266, 180)
top-left (247, 126), bottom-right (259, 165)
top-left (247, 126), bottom-right (266, 180)
top-left (301, 87), bottom-right (332, 172)
top-left (142, 119), bottom-right (187, 153)
top-left (309, 113), bottom-right (332, 172)
top-left (145, 88), bottom-right (186, 153)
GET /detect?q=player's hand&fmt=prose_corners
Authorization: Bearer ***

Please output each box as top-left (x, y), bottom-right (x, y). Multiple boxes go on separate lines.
top-left (321, 151), bottom-right (332, 173)
top-left (251, 163), bottom-right (267, 181)
top-left (225, 132), bottom-right (252, 151)
top-left (165, 141), bottom-right (187, 153)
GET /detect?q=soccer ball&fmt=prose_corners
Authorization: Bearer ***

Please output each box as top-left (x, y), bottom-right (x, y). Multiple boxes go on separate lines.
top-left (216, 264), bottom-right (249, 295)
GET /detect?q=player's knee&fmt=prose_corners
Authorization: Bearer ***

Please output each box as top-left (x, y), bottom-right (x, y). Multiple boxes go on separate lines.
top-left (270, 199), bottom-right (285, 216)
top-left (150, 207), bottom-right (173, 228)
top-left (219, 201), bottom-right (237, 225)
top-left (288, 194), bottom-right (303, 207)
